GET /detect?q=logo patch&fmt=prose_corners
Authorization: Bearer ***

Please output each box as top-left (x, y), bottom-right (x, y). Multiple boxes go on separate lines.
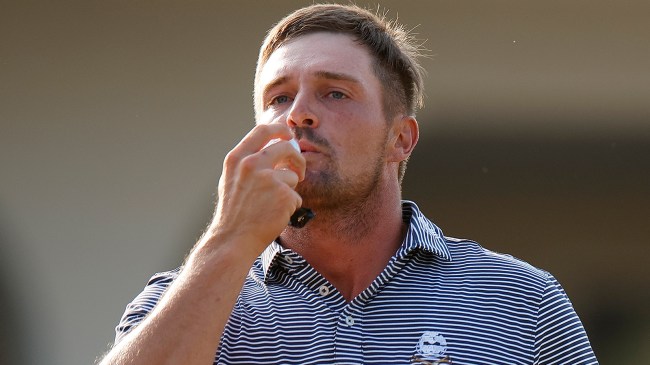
top-left (410, 331), bottom-right (452, 364)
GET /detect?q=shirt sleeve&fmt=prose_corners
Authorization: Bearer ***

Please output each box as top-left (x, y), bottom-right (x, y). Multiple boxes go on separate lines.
top-left (535, 273), bottom-right (598, 364)
top-left (114, 269), bottom-right (180, 344)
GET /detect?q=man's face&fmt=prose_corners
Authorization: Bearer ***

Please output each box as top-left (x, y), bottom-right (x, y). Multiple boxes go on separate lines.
top-left (256, 32), bottom-right (394, 210)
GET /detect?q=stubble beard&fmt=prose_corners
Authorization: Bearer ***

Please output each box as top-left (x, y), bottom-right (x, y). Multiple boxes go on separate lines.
top-left (293, 129), bottom-right (389, 240)
top-left (296, 155), bottom-right (383, 212)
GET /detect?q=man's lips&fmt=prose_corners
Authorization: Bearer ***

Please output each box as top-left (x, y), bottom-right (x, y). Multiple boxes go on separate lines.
top-left (297, 140), bottom-right (321, 153)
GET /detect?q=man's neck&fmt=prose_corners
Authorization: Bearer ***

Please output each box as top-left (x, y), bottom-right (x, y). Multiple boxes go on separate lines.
top-left (279, 180), bottom-right (406, 302)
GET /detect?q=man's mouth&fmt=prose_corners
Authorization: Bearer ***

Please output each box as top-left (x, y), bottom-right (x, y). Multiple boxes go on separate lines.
top-left (298, 140), bottom-right (320, 154)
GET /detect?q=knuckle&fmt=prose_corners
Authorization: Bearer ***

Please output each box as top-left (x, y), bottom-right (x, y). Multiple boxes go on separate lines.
top-left (238, 155), bottom-right (258, 174)
top-left (224, 150), bottom-right (242, 168)
top-left (253, 123), bottom-right (273, 135)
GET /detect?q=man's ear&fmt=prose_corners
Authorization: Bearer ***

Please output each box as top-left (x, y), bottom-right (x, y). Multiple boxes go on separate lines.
top-left (388, 115), bottom-right (419, 163)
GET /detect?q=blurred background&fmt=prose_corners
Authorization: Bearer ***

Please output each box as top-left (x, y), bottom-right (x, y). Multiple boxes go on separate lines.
top-left (1, 1), bottom-right (648, 364)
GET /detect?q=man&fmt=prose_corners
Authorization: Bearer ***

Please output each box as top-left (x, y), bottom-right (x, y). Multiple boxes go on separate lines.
top-left (101, 4), bottom-right (597, 364)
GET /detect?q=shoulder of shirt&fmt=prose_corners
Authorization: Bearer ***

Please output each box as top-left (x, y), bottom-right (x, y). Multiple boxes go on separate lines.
top-left (403, 200), bottom-right (550, 282)
top-left (442, 235), bottom-right (551, 282)
top-left (144, 267), bottom-right (182, 287)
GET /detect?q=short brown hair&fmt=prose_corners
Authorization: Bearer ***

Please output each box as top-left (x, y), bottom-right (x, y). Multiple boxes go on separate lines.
top-left (254, 3), bottom-right (425, 182)
top-left (255, 4), bottom-right (424, 117)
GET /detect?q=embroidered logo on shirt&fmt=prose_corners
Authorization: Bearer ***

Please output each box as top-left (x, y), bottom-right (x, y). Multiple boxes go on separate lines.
top-left (410, 331), bottom-right (452, 364)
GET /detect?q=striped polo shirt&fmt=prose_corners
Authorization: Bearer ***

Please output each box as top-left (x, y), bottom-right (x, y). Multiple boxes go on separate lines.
top-left (115, 201), bottom-right (598, 364)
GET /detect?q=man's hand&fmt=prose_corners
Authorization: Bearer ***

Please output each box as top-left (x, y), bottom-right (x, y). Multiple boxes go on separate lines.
top-left (99, 124), bottom-right (306, 365)
top-left (204, 123), bottom-right (306, 256)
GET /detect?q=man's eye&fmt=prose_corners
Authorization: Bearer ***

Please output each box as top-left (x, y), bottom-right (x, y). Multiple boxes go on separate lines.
top-left (271, 95), bottom-right (290, 105)
top-left (329, 91), bottom-right (346, 99)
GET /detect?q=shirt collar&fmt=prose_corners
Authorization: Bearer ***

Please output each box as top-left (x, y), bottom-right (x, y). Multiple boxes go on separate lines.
top-left (260, 200), bottom-right (452, 280)
top-left (399, 200), bottom-right (452, 261)
top-left (260, 240), bottom-right (285, 280)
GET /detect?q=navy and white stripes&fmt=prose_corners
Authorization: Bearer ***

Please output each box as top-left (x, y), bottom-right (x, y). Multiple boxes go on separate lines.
top-left (115, 201), bottom-right (597, 364)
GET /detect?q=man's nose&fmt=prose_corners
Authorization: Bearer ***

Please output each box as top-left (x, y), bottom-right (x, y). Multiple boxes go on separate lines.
top-left (286, 94), bottom-right (318, 128)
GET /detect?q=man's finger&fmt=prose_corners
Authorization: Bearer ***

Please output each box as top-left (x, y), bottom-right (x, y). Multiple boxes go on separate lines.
top-left (260, 141), bottom-right (306, 181)
top-left (233, 124), bottom-right (293, 155)
top-left (275, 168), bottom-right (301, 189)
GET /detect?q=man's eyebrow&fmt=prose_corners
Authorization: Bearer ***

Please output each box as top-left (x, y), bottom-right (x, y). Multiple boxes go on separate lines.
top-left (262, 76), bottom-right (289, 99)
top-left (314, 71), bottom-right (361, 85)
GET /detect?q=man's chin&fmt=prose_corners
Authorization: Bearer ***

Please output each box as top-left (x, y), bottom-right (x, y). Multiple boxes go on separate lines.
top-left (296, 174), bottom-right (326, 196)
top-left (295, 185), bottom-right (329, 209)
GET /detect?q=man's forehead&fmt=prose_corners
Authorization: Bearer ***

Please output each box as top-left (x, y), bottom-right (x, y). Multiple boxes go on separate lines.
top-left (263, 31), bottom-right (361, 64)
top-left (258, 32), bottom-right (374, 85)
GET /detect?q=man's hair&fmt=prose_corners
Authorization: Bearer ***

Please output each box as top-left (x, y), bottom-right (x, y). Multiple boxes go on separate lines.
top-left (254, 3), bottom-right (426, 183)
